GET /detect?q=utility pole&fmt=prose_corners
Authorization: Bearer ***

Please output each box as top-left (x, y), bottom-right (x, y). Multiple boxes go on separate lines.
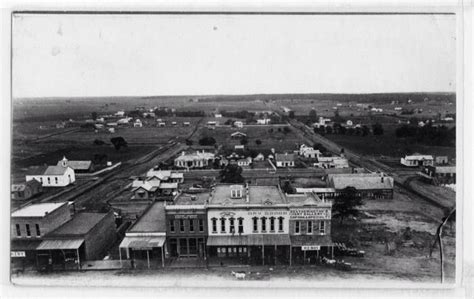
top-left (429, 207), bottom-right (455, 283)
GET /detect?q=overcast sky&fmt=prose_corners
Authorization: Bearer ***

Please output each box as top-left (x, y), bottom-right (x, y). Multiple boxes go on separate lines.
top-left (12, 13), bottom-right (456, 98)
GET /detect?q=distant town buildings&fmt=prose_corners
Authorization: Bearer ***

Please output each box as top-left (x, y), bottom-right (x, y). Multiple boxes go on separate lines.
top-left (26, 158), bottom-right (76, 187)
top-left (11, 179), bottom-right (43, 200)
top-left (327, 173), bottom-right (394, 199)
top-left (275, 153), bottom-right (295, 168)
top-left (298, 144), bottom-right (321, 159)
top-left (401, 154), bottom-right (434, 167)
top-left (174, 151), bottom-right (216, 169)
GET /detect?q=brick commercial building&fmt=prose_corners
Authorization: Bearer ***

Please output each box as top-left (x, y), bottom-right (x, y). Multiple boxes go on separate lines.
top-left (10, 203), bottom-right (72, 270)
top-left (35, 212), bottom-right (116, 271)
top-left (165, 192), bottom-right (208, 259)
top-left (206, 184), bottom-right (334, 266)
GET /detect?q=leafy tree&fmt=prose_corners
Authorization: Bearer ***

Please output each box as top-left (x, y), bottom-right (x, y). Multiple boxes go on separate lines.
top-left (372, 123), bottom-right (384, 136)
top-left (332, 187), bottom-right (363, 224)
top-left (283, 127), bottom-right (291, 134)
top-left (91, 112), bottom-right (98, 120)
top-left (110, 137), bottom-right (128, 150)
top-left (333, 110), bottom-right (344, 123)
top-left (219, 164), bottom-right (244, 183)
top-left (240, 137), bottom-right (248, 145)
top-left (325, 126), bottom-right (333, 134)
top-left (288, 111), bottom-right (295, 119)
top-left (269, 128), bottom-right (274, 133)
top-left (361, 125), bottom-right (370, 136)
top-left (281, 180), bottom-right (294, 194)
top-left (185, 139), bottom-right (193, 146)
top-left (199, 136), bottom-right (216, 146)
top-left (93, 139), bottom-right (105, 146)
top-left (255, 139), bottom-right (262, 145)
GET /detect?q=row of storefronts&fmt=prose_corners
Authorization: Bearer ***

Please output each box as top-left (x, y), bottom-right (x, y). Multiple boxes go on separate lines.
top-left (119, 184), bottom-right (336, 268)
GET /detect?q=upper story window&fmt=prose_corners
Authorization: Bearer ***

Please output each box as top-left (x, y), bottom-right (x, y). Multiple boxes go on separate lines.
top-left (55, 177), bottom-right (58, 184)
top-left (238, 217), bottom-right (244, 234)
top-left (229, 218), bottom-right (235, 233)
top-left (295, 221), bottom-right (300, 234)
top-left (252, 217), bottom-right (258, 232)
top-left (278, 217), bottom-right (284, 232)
top-left (169, 220), bottom-right (175, 233)
top-left (220, 217), bottom-right (226, 233)
top-left (319, 221), bottom-right (326, 235)
top-left (180, 219), bottom-right (185, 233)
top-left (211, 218), bottom-right (217, 233)
top-left (199, 219), bottom-right (204, 232)
top-left (307, 221), bottom-right (313, 234)
top-left (15, 224), bottom-right (21, 237)
top-left (25, 224), bottom-right (31, 237)
top-left (261, 217), bottom-right (267, 232)
top-left (269, 217), bottom-right (275, 232)
top-left (35, 224), bottom-right (41, 237)
top-left (47, 177), bottom-right (51, 184)
top-left (189, 219), bottom-right (195, 233)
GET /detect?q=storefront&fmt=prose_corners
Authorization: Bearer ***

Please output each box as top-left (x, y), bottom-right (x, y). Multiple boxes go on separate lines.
top-left (119, 235), bottom-right (166, 269)
top-left (36, 239), bottom-right (85, 271)
top-left (290, 235), bottom-right (334, 265)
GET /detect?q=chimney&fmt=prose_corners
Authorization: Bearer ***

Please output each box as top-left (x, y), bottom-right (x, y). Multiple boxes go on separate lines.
top-left (181, 151), bottom-right (185, 156)
top-left (245, 183), bottom-right (250, 203)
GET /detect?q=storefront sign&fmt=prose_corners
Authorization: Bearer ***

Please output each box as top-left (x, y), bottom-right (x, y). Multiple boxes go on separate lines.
top-left (248, 210), bottom-right (288, 217)
top-left (11, 251), bottom-right (26, 257)
top-left (290, 209), bottom-right (330, 220)
top-left (302, 246), bottom-right (320, 251)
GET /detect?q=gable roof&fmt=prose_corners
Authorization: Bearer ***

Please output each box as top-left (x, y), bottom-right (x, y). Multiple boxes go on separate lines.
top-left (58, 160), bottom-right (92, 170)
top-left (231, 131), bottom-right (247, 137)
top-left (44, 165), bottom-right (71, 176)
top-left (26, 166), bottom-right (49, 176)
top-left (275, 153), bottom-right (295, 161)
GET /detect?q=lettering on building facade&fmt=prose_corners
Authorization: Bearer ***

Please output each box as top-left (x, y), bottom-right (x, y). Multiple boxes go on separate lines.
top-left (289, 208), bottom-right (331, 220)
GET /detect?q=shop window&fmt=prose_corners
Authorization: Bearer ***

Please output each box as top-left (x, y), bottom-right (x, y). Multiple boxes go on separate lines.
top-left (269, 217), bottom-right (275, 232)
top-left (278, 217), bottom-right (284, 232)
top-left (307, 221), bottom-right (313, 234)
top-left (35, 224), bottom-right (41, 236)
top-left (261, 217), bottom-right (267, 232)
top-left (220, 217), bottom-right (226, 233)
top-left (238, 217), bottom-right (244, 234)
top-left (199, 219), bottom-right (204, 232)
top-left (15, 224), bottom-right (21, 237)
top-left (169, 220), bottom-right (175, 233)
top-left (252, 217), bottom-right (258, 232)
top-left (211, 218), bottom-right (217, 233)
top-left (295, 221), bottom-right (300, 234)
top-left (229, 218), bottom-right (235, 233)
top-left (25, 224), bottom-right (31, 237)
top-left (319, 221), bottom-right (325, 235)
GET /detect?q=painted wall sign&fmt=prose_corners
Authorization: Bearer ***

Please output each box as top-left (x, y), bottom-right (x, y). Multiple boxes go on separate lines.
top-left (11, 251), bottom-right (26, 257)
top-left (174, 214), bottom-right (198, 219)
top-left (247, 210), bottom-right (288, 217)
top-left (290, 208), bottom-right (331, 220)
top-left (302, 245), bottom-right (320, 251)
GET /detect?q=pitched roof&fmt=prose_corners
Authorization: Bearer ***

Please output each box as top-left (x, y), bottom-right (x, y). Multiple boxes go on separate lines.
top-left (12, 203), bottom-right (66, 218)
top-left (404, 154), bottom-right (434, 160)
top-left (43, 165), bottom-right (70, 175)
top-left (434, 166), bottom-right (456, 173)
top-left (328, 173), bottom-right (394, 190)
top-left (231, 131), bottom-right (247, 137)
top-left (47, 213), bottom-right (109, 236)
top-left (12, 179), bottom-right (42, 192)
top-left (58, 160), bottom-right (92, 170)
top-left (26, 166), bottom-right (48, 176)
top-left (129, 202), bottom-right (166, 233)
top-left (275, 153), bottom-right (295, 161)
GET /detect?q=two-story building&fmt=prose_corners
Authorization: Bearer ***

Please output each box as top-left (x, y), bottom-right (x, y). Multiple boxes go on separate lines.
top-left (10, 203), bottom-right (72, 270)
top-left (206, 184), bottom-right (291, 265)
top-left (165, 192), bottom-right (208, 259)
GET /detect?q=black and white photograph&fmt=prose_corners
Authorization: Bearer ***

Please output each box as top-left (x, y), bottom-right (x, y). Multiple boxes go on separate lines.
top-left (2, 2), bottom-right (472, 298)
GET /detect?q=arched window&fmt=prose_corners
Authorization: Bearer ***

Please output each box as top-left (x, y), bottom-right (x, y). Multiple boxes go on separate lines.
top-left (269, 217), bottom-right (275, 232)
top-left (220, 217), bottom-right (226, 233)
top-left (47, 177), bottom-right (51, 184)
top-left (261, 217), bottom-right (267, 232)
top-left (278, 217), bottom-right (284, 232)
top-left (211, 218), bottom-right (217, 233)
top-left (238, 217), bottom-right (244, 234)
top-left (229, 217), bottom-right (235, 233)
top-left (55, 177), bottom-right (58, 184)
top-left (252, 217), bottom-right (258, 232)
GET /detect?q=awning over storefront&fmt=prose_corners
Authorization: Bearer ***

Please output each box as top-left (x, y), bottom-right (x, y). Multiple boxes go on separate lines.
top-left (37, 239), bottom-right (84, 250)
top-left (206, 235), bottom-right (248, 246)
top-left (119, 236), bottom-right (166, 249)
top-left (290, 235), bottom-right (333, 247)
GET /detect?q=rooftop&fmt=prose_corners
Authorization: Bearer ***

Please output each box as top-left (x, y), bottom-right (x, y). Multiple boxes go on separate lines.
top-left (175, 151), bottom-right (215, 162)
top-left (275, 153), bottom-right (295, 161)
top-left (209, 185), bottom-right (286, 206)
top-left (43, 165), bottom-right (70, 176)
top-left (129, 202), bottom-right (166, 233)
top-left (58, 160), bottom-right (92, 170)
top-left (12, 203), bottom-right (66, 218)
top-left (173, 192), bottom-right (209, 205)
top-left (328, 173), bottom-right (394, 190)
top-left (12, 179), bottom-right (42, 192)
top-left (47, 212), bottom-right (109, 236)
